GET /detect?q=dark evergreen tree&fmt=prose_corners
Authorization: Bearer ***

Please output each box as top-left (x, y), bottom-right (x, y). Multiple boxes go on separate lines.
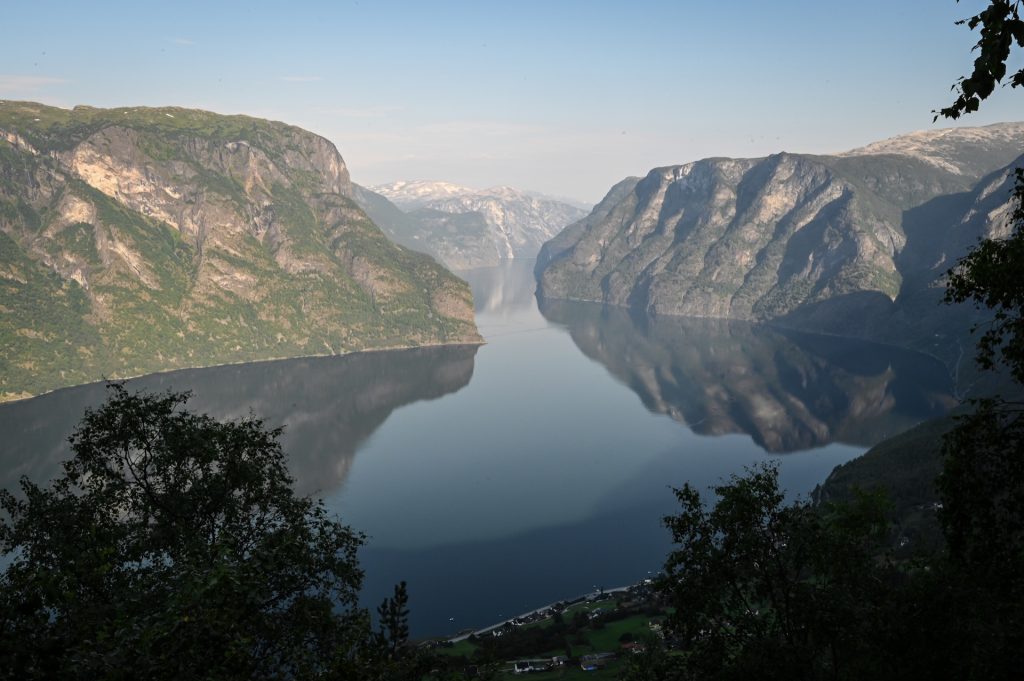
top-left (633, 10), bottom-right (1024, 678)
top-left (378, 580), bottom-right (412, 657)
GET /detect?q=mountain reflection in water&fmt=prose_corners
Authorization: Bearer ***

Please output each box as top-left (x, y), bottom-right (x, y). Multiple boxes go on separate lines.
top-left (538, 299), bottom-right (957, 452)
top-left (0, 345), bottom-right (478, 496)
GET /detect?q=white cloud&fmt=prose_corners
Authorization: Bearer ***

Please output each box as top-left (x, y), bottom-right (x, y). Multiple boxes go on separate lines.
top-left (281, 75), bottom-right (323, 83)
top-left (169, 37), bottom-right (195, 46)
top-left (0, 75), bottom-right (68, 93)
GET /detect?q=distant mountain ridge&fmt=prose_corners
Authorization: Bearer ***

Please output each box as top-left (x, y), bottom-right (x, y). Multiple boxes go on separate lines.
top-left (360, 180), bottom-right (587, 269)
top-left (839, 121), bottom-right (1024, 176)
top-left (369, 180), bottom-right (477, 208)
top-left (536, 122), bottom-right (1024, 365)
top-left (0, 101), bottom-right (480, 401)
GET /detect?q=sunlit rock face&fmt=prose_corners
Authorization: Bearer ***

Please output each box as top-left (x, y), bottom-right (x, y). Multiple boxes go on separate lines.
top-left (0, 101), bottom-right (480, 401)
top-left (536, 123), bottom-right (1024, 361)
top-left (539, 299), bottom-right (957, 453)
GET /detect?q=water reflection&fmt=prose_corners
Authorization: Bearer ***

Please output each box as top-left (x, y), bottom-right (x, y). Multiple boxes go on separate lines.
top-left (0, 345), bottom-right (478, 495)
top-left (538, 299), bottom-right (957, 452)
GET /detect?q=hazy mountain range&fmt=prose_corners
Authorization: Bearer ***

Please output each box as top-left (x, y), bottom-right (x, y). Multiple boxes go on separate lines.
top-left (536, 122), bottom-right (1024, 364)
top-left (354, 181), bottom-right (587, 269)
top-left (0, 101), bottom-right (480, 401)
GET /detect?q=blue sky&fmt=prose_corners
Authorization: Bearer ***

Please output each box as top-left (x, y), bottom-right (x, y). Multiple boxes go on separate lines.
top-left (2, 0), bottom-right (1021, 202)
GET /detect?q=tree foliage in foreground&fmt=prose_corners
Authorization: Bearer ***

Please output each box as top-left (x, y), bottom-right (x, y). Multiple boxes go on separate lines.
top-left (0, 385), bottom-right (425, 680)
top-left (935, 3), bottom-right (1024, 676)
top-left (656, 467), bottom-right (895, 680)
top-left (935, 130), bottom-right (1024, 681)
top-left (636, 462), bottom-right (1024, 681)
top-left (936, 0), bottom-right (1024, 120)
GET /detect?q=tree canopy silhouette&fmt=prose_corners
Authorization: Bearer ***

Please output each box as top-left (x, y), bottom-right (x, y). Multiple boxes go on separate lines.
top-left (0, 385), bottom-right (421, 680)
top-left (936, 0), bottom-right (1024, 121)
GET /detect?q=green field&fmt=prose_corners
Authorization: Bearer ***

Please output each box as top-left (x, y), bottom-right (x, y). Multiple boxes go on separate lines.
top-left (429, 592), bottom-right (666, 679)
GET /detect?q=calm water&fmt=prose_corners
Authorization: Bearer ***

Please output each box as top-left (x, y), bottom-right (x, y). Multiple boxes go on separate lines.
top-left (0, 261), bottom-right (956, 636)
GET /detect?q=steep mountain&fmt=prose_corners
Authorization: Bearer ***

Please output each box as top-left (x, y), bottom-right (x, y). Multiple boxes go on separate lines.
top-left (366, 180), bottom-right (587, 268)
top-left (536, 123), bottom-right (1024, 361)
top-left (0, 101), bottom-right (480, 402)
top-left (352, 184), bottom-right (498, 269)
top-left (535, 176), bottom-right (642, 272)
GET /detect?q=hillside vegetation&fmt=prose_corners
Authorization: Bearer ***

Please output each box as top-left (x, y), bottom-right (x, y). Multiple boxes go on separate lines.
top-left (0, 101), bottom-right (480, 401)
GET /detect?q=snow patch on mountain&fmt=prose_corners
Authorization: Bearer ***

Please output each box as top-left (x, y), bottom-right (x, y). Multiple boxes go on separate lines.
top-left (369, 180), bottom-right (588, 263)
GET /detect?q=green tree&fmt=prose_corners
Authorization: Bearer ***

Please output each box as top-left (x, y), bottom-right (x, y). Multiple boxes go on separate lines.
top-left (377, 580), bottom-right (412, 657)
top-left (944, 170), bottom-right (1024, 380)
top-left (0, 384), bottom-right (408, 680)
top-left (935, 3), bottom-right (1024, 675)
top-left (938, 0), bottom-right (1024, 380)
top-left (938, 0), bottom-right (1024, 377)
top-left (654, 465), bottom-right (896, 681)
top-left (935, 0), bottom-right (1024, 121)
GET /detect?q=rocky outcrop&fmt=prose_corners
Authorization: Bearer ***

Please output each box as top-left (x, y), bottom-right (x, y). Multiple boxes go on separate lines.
top-left (536, 123), bottom-right (1024, 358)
top-left (0, 101), bottom-right (481, 401)
top-left (362, 181), bottom-right (586, 269)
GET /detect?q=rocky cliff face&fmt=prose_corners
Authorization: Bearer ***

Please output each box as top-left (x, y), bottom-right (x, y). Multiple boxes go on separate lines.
top-left (0, 101), bottom-right (480, 401)
top-left (536, 123), bottom-right (1024, 359)
top-left (364, 180), bottom-right (586, 268)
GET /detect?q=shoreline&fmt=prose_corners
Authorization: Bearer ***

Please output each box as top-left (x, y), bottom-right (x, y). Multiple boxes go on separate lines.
top-left (0, 338), bottom-right (486, 406)
top-left (444, 583), bottom-right (636, 643)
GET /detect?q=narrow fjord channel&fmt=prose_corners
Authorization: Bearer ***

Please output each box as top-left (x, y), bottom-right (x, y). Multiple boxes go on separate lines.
top-left (0, 260), bottom-right (956, 637)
